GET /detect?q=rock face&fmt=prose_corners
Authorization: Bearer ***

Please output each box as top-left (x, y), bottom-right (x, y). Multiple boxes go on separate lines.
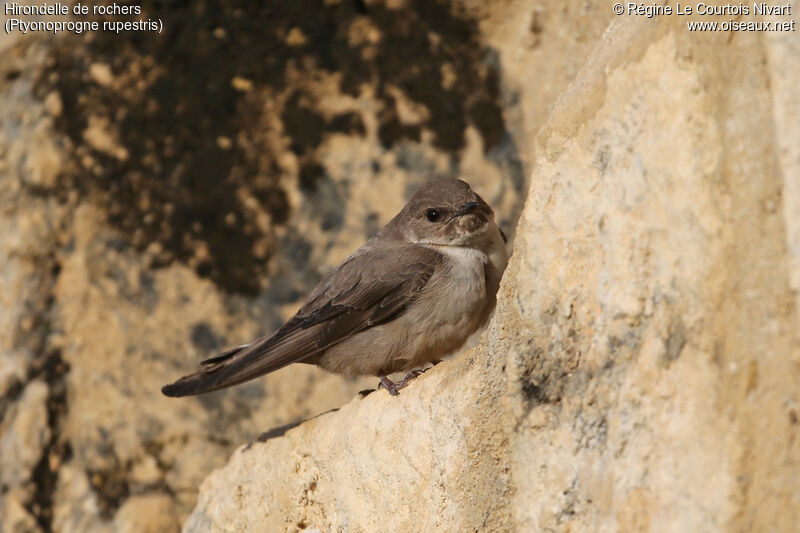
top-left (1, 1), bottom-right (614, 532)
top-left (3, 2), bottom-right (798, 532)
top-left (185, 11), bottom-right (800, 533)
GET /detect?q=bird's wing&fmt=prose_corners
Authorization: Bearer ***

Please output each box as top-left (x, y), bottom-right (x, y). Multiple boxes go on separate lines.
top-left (161, 243), bottom-right (441, 397)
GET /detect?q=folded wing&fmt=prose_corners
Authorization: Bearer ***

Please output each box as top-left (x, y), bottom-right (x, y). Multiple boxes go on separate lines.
top-left (161, 243), bottom-right (440, 397)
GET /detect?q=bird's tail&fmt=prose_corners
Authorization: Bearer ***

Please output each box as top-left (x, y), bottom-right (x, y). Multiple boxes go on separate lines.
top-left (161, 344), bottom-right (251, 397)
top-left (161, 320), bottom-right (324, 397)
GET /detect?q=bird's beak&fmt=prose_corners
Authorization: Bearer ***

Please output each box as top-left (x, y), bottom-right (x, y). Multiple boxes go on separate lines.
top-left (448, 201), bottom-right (480, 221)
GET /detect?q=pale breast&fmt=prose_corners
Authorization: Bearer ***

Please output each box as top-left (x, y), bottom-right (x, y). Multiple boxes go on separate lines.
top-left (387, 245), bottom-right (492, 370)
top-left (426, 245), bottom-right (488, 320)
top-left (318, 230), bottom-right (507, 377)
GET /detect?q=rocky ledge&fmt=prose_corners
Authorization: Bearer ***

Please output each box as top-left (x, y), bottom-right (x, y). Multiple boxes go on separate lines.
top-left (185, 14), bottom-right (800, 532)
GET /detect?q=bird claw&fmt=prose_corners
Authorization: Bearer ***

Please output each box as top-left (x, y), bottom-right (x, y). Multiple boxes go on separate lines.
top-left (378, 368), bottom-right (429, 396)
top-left (401, 369), bottom-right (426, 382)
top-left (379, 376), bottom-right (401, 396)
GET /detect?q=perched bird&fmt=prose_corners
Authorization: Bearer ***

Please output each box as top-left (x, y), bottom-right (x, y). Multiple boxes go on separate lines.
top-left (162, 178), bottom-right (508, 397)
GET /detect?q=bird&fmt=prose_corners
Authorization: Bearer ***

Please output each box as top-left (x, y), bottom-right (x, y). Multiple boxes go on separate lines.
top-left (162, 178), bottom-right (509, 397)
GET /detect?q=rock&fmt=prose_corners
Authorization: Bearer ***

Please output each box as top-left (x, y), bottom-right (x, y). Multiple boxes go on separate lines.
top-left (507, 14), bottom-right (800, 531)
top-left (4, 1), bottom-right (797, 531)
top-left (0, 488), bottom-right (42, 533)
top-left (88, 63), bottom-right (114, 87)
top-left (51, 464), bottom-right (112, 533)
top-left (0, 380), bottom-right (50, 489)
top-left (113, 494), bottom-right (180, 533)
top-left (4, 1), bottom-right (592, 529)
top-left (184, 358), bottom-right (513, 532)
top-left (763, 18), bottom-right (800, 327)
top-left (184, 12), bottom-right (800, 533)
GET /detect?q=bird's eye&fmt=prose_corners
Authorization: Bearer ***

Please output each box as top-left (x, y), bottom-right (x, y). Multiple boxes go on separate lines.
top-left (425, 209), bottom-right (442, 222)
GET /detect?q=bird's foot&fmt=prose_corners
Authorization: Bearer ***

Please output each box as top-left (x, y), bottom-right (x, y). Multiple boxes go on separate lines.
top-left (378, 368), bottom-right (428, 396)
top-left (399, 368), bottom-right (426, 384)
top-left (379, 376), bottom-right (401, 396)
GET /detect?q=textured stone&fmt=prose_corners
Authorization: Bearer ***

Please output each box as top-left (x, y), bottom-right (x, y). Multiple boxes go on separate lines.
top-left (507, 15), bottom-right (800, 531)
top-left (113, 494), bottom-right (180, 533)
top-left (4, 2), bottom-right (797, 531)
top-left (3, 0), bottom-right (600, 529)
top-left (185, 11), bottom-right (800, 533)
top-left (184, 359), bottom-right (512, 532)
top-left (0, 381), bottom-right (50, 488)
top-left (0, 488), bottom-right (42, 533)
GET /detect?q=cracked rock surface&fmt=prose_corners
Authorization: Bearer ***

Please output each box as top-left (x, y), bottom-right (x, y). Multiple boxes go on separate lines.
top-left (1, 1), bottom-right (613, 531)
top-left (4, 2), bottom-right (798, 532)
top-left (185, 11), bottom-right (800, 533)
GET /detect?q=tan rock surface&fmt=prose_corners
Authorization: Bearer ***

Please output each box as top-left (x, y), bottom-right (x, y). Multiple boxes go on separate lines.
top-left (509, 14), bottom-right (799, 531)
top-left (185, 11), bottom-right (800, 533)
top-left (185, 351), bottom-right (512, 532)
top-left (4, 2), bottom-right (797, 532)
top-left (0, 381), bottom-right (50, 488)
top-left (2, 1), bottom-right (612, 531)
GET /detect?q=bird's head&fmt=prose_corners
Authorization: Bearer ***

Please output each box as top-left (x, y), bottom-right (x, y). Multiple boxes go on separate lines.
top-left (389, 178), bottom-right (500, 248)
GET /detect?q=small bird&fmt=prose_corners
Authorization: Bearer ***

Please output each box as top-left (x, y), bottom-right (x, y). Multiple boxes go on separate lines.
top-left (162, 178), bottom-right (508, 397)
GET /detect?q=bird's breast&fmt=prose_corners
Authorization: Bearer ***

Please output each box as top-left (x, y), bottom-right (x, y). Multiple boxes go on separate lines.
top-left (414, 245), bottom-right (490, 331)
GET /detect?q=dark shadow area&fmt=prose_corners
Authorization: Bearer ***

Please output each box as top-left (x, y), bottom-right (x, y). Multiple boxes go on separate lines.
top-left (248, 407), bottom-right (342, 447)
top-left (35, 0), bottom-right (508, 295)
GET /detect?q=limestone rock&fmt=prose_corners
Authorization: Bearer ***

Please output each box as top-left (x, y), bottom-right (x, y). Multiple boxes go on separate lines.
top-left (508, 14), bottom-right (800, 531)
top-left (0, 381), bottom-right (50, 533)
top-left (4, 1), bottom-right (797, 531)
top-left (185, 12), bottom-right (800, 533)
top-left (0, 380), bottom-right (50, 490)
top-left (113, 494), bottom-right (180, 533)
top-left (185, 360), bottom-right (512, 532)
top-left (0, 488), bottom-right (42, 533)
top-left (3, 1), bottom-right (606, 529)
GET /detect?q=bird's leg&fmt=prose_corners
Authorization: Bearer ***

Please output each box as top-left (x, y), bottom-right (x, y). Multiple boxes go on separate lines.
top-left (396, 368), bottom-right (426, 387)
top-left (379, 376), bottom-right (401, 396)
top-left (378, 368), bottom-right (430, 396)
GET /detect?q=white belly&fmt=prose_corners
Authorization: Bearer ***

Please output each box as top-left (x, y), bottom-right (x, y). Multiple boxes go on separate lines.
top-left (425, 245), bottom-right (489, 324)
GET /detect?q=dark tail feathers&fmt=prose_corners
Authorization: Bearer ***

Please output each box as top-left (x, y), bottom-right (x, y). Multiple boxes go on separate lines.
top-left (161, 344), bottom-right (249, 397)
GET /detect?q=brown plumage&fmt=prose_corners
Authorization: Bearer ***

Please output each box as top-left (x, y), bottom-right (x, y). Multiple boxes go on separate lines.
top-left (162, 178), bottom-right (508, 397)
